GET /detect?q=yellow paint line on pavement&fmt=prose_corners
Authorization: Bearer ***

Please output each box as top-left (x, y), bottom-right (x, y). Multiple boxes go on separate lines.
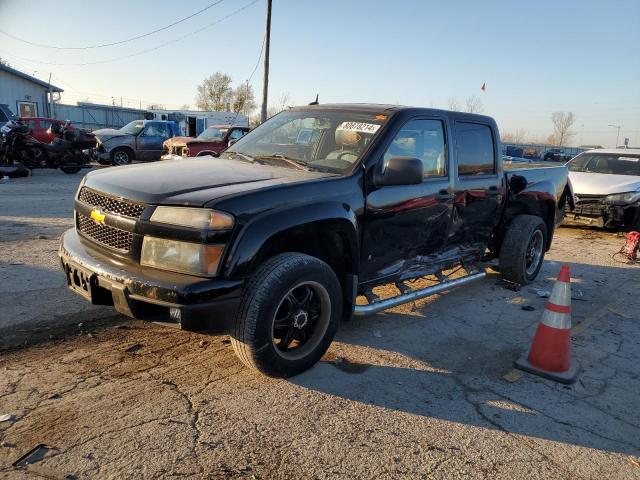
top-left (572, 305), bottom-right (611, 335)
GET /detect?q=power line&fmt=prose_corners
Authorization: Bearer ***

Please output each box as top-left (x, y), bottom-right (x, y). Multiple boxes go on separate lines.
top-left (0, 0), bottom-right (259, 67)
top-left (0, 0), bottom-right (228, 50)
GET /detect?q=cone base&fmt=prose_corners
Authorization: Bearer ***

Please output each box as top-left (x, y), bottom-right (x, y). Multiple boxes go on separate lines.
top-left (514, 353), bottom-right (579, 384)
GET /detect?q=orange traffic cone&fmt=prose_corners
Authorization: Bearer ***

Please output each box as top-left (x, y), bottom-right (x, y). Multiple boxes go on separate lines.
top-left (515, 265), bottom-right (579, 383)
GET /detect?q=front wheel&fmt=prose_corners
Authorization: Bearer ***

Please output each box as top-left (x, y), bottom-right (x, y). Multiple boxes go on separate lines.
top-left (111, 148), bottom-right (132, 166)
top-left (499, 215), bottom-right (547, 284)
top-left (231, 253), bottom-right (342, 377)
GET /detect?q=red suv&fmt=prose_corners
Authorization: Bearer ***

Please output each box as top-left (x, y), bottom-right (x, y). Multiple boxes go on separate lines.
top-left (22, 117), bottom-right (76, 144)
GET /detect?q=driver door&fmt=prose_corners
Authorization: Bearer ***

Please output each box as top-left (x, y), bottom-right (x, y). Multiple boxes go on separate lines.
top-left (137, 123), bottom-right (171, 161)
top-left (361, 117), bottom-right (454, 285)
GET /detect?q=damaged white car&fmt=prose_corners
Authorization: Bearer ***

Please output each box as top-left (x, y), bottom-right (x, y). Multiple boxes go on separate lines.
top-left (567, 149), bottom-right (640, 229)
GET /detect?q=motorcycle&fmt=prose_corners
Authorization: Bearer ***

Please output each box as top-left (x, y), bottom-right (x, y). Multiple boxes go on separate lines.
top-left (0, 119), bottom-right (95, 174)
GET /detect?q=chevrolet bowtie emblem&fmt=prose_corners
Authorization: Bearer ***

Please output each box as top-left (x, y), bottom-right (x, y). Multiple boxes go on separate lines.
top-left (90, 209), bottom-right (106, 224)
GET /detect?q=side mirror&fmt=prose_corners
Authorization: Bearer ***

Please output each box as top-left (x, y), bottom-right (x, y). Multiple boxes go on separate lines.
top-left (378, 157), bottom-right (423, 186)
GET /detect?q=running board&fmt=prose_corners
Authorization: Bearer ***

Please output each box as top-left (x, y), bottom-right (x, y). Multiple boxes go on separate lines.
top-left (353, 271), bottom-right (486, 317)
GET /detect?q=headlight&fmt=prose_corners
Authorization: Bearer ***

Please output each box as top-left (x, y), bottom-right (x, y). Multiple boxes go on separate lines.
top-left (604, 191), bottom-right (640, 204)
top-left (140, 236), bottom-right (224, 276)
top-left (151, 207), bottom-right (234, 230)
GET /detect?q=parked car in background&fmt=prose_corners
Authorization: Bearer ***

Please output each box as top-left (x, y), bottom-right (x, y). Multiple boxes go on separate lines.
top-left (566, 148), bottom-right (640, 229)
top-left (59, 103), bottom-right (573, 377)
top-left (161, 125), bottom-right (249, 160)
top-left (542, 148), bottom-right (573, 162)
top-left (22, 117), bottom-right (76, 144)
top-left (93, 120), bottom-right (180, 165)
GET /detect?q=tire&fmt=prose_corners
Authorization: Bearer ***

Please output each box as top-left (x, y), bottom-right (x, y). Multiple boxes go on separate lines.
top-left (60, 166), bottom-right (81, 174)
top-left (231, 253), bottom-right (342, 377)
top-left (499, 214), bottom-right (547, 285)
top-left (111, 148), bottom-right (132, 166)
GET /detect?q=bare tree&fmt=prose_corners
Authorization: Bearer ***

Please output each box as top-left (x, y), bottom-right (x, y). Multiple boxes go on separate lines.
top-left (501, 128), bottom-right (528, 143)
top-left (146, 103), bottom-right (166, 110)
top-left (550, 111), bottom-right (576, 146)
top-left (465, 95), bottom-right (484, 113)
top-left (232, 83), bottom-right (256, 115)
top-left (0, 56), bottom-right (10, 67)
top-left (267, 92), bottom-right (291, 118)
top-left (179, 104), bottom-right (191, 110)
top-left (447, 97), bottom-right (461, 111)
top-left (195, 72), bottom-right (233, 111)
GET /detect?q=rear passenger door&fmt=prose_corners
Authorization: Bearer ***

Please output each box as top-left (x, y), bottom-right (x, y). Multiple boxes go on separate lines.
top-left (448, 121), bottom-right (505, 250)
top-left (361, 117), bottom-right (454, 284)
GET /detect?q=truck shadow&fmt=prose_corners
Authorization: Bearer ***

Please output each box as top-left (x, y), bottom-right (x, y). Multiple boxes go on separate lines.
top-left (293, 260), bottom-right (640, 456)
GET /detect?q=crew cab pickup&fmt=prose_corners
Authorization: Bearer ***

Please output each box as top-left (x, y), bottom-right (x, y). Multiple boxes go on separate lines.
top-left (93, 120), bottom-right (180, 165)
top-left (59, 104), bottom-right (573, 377)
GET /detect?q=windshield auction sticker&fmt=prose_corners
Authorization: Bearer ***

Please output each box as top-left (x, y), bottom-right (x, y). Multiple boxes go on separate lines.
top-left (337, 122), bottom-right (381, 134)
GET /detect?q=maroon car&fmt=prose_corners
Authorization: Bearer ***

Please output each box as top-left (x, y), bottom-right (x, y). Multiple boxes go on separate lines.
top-left (22, 117), bottom-right (76, 144)
top-left (161, 125), bottom-right (249, 160)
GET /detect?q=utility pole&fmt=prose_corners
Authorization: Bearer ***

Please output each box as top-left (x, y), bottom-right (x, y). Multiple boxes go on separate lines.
top-left (48, 72), bottom-right (54, 118)
top-left (608, 124), bottom-right (622, 147)
top-left (260, 0), bottom-right (272, 123)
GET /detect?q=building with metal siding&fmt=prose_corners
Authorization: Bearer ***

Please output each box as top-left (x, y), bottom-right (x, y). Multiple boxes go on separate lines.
top-left (54, 102), bottom-right (146, 131)
top-left (0, 64), bottom-right (63, 118)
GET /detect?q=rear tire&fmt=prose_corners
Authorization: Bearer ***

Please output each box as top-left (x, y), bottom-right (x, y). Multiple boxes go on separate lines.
top-left (499, 215), bottom-right (547, 284)
top-left (231, 253), bottom-right (342, 377)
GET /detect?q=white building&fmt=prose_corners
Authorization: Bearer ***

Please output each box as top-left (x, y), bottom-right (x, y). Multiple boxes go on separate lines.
top-left (146, 109), bottom-right (249, 137)
top-left (0, 64), bottom-right (63, 118)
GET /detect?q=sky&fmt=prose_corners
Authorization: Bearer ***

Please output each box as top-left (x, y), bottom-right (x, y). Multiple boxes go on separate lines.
top-left (0, 0), bottom-right (638, 147)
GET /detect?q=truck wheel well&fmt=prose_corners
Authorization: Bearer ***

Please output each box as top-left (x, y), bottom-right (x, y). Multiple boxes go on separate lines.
top-left (253, 223), bottom-right (357, 320)
top-left (196, 151), bottom-right (216, 157)
top-left (505, 198), bottom-right (556, 250)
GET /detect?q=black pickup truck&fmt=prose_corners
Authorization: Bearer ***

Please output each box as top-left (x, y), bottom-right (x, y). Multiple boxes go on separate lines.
top-left (59, 104), bottom-right (573, 376)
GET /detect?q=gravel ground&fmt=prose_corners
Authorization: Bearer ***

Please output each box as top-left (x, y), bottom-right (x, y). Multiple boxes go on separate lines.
top-left (1, 169), bottom-right (639, 479)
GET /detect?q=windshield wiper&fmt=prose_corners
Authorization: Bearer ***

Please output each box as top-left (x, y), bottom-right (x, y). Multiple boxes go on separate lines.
top-left (224, 151), bottom-right (255, 163)
top-left (254, 154), bottom-right (310, 171)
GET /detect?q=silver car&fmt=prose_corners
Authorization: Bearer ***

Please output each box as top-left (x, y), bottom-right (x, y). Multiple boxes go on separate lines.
top-left (566, 148), bottom-right (640, 229)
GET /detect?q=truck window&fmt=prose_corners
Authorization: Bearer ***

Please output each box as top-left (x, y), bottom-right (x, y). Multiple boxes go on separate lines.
top-left (384, 119), bottom-right (446, 178)
top-left (144, 123), bottom-right (170, 138)
top-left (229, 129), bottom-right (246, 141)
top-left (456, 122), bottom-right (495, 176)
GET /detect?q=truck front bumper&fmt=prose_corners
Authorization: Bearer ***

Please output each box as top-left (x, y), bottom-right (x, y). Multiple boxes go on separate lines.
top-left (59, 228), bottom-right (243, 331)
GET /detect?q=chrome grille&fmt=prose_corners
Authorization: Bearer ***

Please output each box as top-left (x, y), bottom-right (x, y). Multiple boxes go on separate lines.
top-left (77, 214), bottom-right (133, 252)
top-left (78, 187), bottom-right (145, 218)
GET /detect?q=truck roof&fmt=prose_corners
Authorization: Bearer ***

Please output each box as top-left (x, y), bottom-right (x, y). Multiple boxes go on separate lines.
top-left (290, 103), bottom-right (495, 123)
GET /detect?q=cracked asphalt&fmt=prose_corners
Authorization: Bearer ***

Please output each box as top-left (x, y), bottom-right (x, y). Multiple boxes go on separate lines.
top-left (1, 170), bottom-right (639, 479)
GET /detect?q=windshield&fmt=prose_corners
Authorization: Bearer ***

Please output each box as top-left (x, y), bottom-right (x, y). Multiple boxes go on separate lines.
top-left (569, 152), bottom-right (640, 176)
top-left (198, 127), bottom-right (227, 140)
top-left (120, 120), bottom-right (144, 136)
top-left (223, 109), bottom-right (387, 173)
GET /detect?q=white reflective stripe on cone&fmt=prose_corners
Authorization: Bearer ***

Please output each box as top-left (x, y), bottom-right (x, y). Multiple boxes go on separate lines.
top-left (549, 281), bottom-right (571, 307)
top-left (540, 308), bottom-right (571, 329)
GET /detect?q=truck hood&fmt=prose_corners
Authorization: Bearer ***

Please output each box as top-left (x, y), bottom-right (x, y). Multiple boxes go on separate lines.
top-left (164, 136), bottom-right (192, 147)
top-left (569, 171), bottom-right (640, 195)
top-left (93, 129), bottom-right (131, 143)
top-left (83, 157), bottom-right (337, 206)
top-left (165, 136), bottom-right (224, 148)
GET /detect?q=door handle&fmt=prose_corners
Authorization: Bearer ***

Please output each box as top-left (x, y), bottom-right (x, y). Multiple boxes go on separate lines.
top-left (485, 186), bottom-right (500, 197)
top-left (436, 189), bottom-right (454, 201)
